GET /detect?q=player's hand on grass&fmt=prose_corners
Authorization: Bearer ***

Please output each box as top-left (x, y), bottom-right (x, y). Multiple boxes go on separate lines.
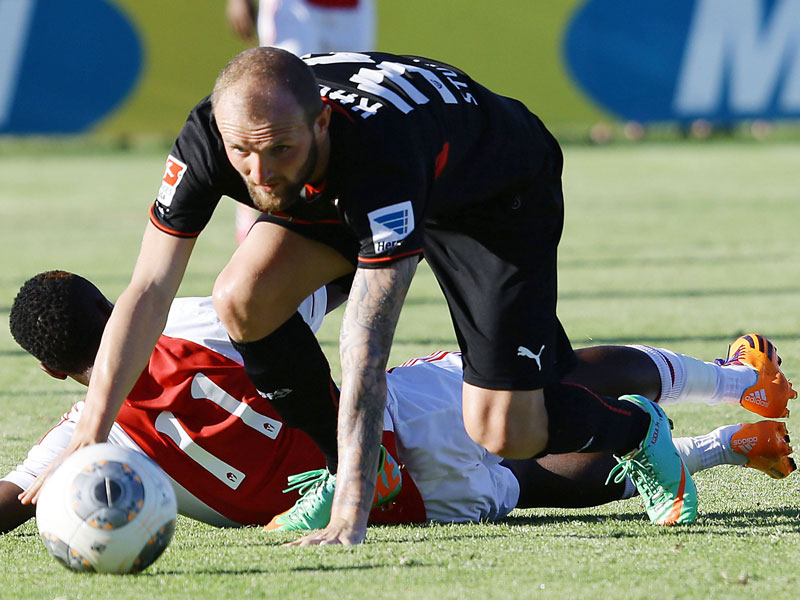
top-left (286, 517), bottom-right (367, 546)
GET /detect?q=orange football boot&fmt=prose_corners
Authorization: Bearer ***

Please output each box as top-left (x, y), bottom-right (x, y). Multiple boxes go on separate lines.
top-left (730, 421), bottom-right (796, 479)
top-left (373, 445), bottom-right (403, 507)
top-left (720, 334), bottom-right (796, 418)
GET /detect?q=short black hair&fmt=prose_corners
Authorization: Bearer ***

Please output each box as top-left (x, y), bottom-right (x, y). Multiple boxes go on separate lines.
top-left (9, 271), bottom-right (112, 375)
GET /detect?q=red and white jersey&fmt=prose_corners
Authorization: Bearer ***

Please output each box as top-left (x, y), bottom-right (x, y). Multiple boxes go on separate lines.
top-left (116, 316), bottom-right (323, 525)
top-left (4, 296), bottom-right (518, 526)
top-left (4, 292), bottom-right (329, 526)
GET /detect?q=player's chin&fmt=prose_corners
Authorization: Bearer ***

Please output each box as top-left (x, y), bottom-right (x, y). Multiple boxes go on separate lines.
top-left (249, 187), bottom-right (294, 213)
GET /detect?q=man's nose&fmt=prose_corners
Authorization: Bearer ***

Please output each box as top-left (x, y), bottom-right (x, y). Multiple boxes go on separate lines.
top-left (248, 153), bottom-right (274, 185)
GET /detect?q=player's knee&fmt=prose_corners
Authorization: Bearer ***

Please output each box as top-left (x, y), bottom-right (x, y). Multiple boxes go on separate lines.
top-left (212, 274), bottom-right (240, 334)
top-left (212, 270), bottom-right (267, 341)
top-left (213, 270), bottom-right (303, 342)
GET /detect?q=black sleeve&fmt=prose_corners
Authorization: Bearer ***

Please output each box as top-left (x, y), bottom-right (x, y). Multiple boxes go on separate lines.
top-left (150, 97), bottom-right (248, 237)
top-left (339, 139), bottom-right (429, 268)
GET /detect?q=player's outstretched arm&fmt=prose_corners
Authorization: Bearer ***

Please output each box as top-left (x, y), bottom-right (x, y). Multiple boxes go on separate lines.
top-left (19, 224), bottom-right (196, 504)
top-left (289, 257), bottom-right (417, 546)
top-left (0, 481), bottom-right (35, 534)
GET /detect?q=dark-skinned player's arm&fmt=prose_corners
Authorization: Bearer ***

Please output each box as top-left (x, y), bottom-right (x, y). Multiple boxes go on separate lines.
top-left (289, 256), bottom-right (417, 546)
top-left (19, 223), bottom-right (196, 504)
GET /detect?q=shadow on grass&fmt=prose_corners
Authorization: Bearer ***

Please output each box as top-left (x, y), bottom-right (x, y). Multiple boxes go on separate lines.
top-left (152, 563), bottom-right (420, 576)
top-left (139, 507), bottom-right (800, 575)
top-left (0, 349), bottom-right (26, 357)
top-left (500, 505), bottom-right (800, 534)
top-left (501, 513), bottom-right (645, 527)
top-left (691, 507), bottom-right (800, 530)
top-left (6, 531), bottom-right (39, 538)
top-left (0, 388), bottom-right (82, 398)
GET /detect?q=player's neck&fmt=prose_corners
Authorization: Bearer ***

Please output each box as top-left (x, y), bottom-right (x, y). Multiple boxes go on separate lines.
top-left (309, 134), bottom-right (330, 187)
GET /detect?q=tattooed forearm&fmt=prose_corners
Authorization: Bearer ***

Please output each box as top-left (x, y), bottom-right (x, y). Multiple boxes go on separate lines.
top-left (331, 257), bottom-right (417, 521)
top-left (341, 257), bottom-right (417, 370)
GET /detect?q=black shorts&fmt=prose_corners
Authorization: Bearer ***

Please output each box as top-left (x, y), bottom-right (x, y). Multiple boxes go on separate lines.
top-left (256, 144), bottom-right (576, 390)
top-left (423, 158), bottom-right (575, 390)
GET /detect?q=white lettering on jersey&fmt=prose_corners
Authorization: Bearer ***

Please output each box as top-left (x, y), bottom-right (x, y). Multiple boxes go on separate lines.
top-left (367, 201), bottom-right (414, 254)
top-left (350, 61), bottom-right (459, 114)
top-left (190, 373), bottom-right (283, 439)
top-left (0, 0), bottom-right (36, 128)
top-left (311, 53), bottom-right (475, 119)
top-left (304, 52), bottom-right (376, 66)
top-left (157, 154), bottom-right (187, 208)
top-left (155, 411), bottom-right (246, 490)
top-left (351, 67), bottom-right (417, 113)
top-left (401, 63), bottom-right (459, 105)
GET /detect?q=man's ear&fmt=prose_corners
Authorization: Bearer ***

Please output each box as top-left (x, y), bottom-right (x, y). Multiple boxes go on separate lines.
top-left (314, 104), bottom-right (332, 138)
top-left (39, 363), bottom-right (68, 380)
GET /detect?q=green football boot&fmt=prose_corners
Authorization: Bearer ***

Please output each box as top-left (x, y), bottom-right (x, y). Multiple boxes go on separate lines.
top-left (263, 468), bottom-right (336, 531)
top-left (607, 395), bottom-right (698, 525)
top-left (264, 446), bottom-right (402, 532)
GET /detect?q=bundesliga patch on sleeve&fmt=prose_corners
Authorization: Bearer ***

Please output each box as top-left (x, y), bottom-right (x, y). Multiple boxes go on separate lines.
top-left (367, 201), bottom-right (415, 254)
top-left (157, 155), bottom-right (187, 208)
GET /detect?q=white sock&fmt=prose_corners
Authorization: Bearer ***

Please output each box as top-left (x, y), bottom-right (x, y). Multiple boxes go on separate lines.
top-left (629, 345), bottom-right (757, 407)
top-left (672, 425), bottom-right (747, 475)
top-left (620, 476), bottom-right (638, 499)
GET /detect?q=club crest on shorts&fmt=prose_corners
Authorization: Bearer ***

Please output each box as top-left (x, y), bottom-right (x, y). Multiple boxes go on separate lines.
top-left (367, 201), bottom-right (414, 254)
top-left (157, 155), bottom-right (187, 208)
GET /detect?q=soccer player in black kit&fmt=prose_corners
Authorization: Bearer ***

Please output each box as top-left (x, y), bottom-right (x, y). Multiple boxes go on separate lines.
top-left (32, 47), bottom-right (798, 543)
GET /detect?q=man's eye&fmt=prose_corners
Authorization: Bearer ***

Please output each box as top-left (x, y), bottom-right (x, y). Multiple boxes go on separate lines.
top-left (272, 145), bottom-right (290, 155)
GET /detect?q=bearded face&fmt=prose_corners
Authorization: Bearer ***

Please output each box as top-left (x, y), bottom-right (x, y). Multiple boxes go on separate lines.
top-left (242, 137), bottom-right (319, 213)
top-left (215, 86), bottom-right (329, 213)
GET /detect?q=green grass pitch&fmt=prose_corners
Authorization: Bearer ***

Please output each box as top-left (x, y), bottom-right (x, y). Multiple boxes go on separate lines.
top-left (1, 139), bottom-right (799, 599)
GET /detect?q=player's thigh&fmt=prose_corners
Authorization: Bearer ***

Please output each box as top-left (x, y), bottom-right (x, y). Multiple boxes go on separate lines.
top-left (565, 346), bottom-right (661, 400)
top-left (214, 221), bottom-right (354, 337)
top-left (461, 384), bottom-right (549, 458)
top-left (424, 178), bottom-right (567, 390)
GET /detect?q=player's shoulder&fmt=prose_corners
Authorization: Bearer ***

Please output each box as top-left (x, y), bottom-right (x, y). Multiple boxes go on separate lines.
top-left (185, 95), bottom-right (213, 124)
top-left (177, 96), bottom-right (222, 148)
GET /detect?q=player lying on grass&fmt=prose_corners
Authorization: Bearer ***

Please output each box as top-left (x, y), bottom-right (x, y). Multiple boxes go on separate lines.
top-left (2, 271), bottom-right (795, 535)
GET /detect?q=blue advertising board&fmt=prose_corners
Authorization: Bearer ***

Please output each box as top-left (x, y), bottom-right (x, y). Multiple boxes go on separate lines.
top-left (0, 0), bottom-right (142, 134)
top-left (564, 0), bottom-right (800, 123)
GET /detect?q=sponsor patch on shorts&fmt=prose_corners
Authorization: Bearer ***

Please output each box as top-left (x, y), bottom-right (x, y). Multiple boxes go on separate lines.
top-left (367, 201), bottom-right (414, 255)
top-left (157, 155), bottom-right (187, 207)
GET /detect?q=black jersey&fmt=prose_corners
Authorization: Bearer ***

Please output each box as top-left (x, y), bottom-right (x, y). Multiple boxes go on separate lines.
top-left (150, 51), bottom-right (559, 266)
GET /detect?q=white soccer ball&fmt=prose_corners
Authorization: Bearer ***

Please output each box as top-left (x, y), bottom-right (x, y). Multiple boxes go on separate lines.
top-left (36, 443), bottom-right (177, 574)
